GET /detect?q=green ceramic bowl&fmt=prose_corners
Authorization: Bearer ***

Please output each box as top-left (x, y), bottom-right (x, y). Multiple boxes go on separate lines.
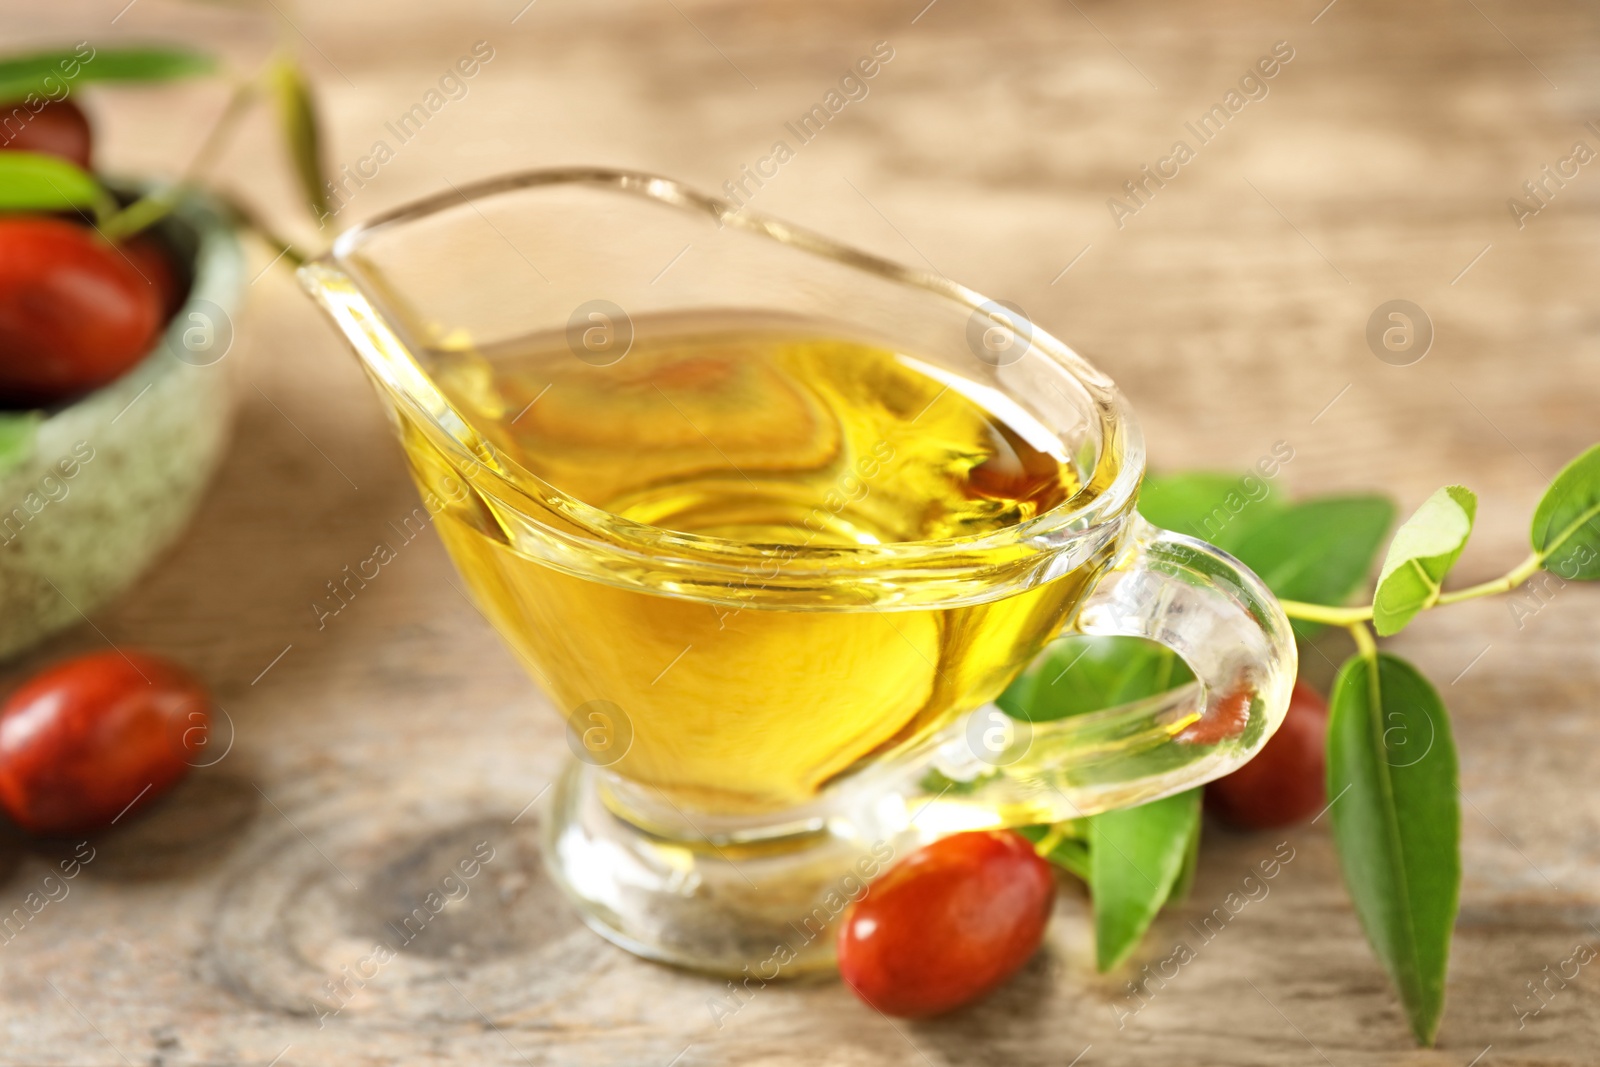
top-left (0, 187), bottom-right (245, 660)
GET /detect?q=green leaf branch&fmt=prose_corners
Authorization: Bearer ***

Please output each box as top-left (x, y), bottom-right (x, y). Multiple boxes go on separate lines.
top-left (0, 44), bottom-right (334, 269)
top-left (1002, 439), bottom-right (1600, 1050)
top-left (1280, 444), bottom-right (1600, 637)
top-left (99, 76), bottom-right (262, 243)
top-left (1280, 551), bottom-right (1545, 627)
top-left (1286, 444), bottom-right (1599, 1044)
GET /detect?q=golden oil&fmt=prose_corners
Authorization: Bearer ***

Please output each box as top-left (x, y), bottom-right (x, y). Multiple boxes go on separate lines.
top-left (404, 315), bottom-right (1110, 813)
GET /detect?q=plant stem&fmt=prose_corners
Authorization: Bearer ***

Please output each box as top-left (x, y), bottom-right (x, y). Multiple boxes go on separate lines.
top-left (1033, 826), bottom-right (1090, 881)
top-left (243, 216), bottom-right (309, 269)
top-left (1279, 551), bottom-right (1545, 628)
top-left (91, 189), bottom-right (121, 232)
top-left (1434, 551), bottom-right (1543, 606)
top-left (102, 192), bottom-right (179, 242)
top-left (102, 77), bottom-right (259, 242)
top-left (1278, 600), bottom-right (1373, 625)
top-left (255, 226), bottom-right (309, 269)
top-left (216, 189), bottom-right (308, 268)
top-left (1348, 621), bottom-right (1378, 660)
top-left (1032, 823), bottom-right (1070, 858)
top-left (184, 79), bottom-right (260, 181)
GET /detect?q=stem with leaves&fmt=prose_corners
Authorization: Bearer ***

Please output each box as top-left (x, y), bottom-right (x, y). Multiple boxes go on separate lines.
top-left (100, 54), bottom-right (324, 267)
top-left (0, 45), bottom-right (327, 271)
top-left (100, 78), bottom-right (260, 242)
top-left (1279, 550), bottom-right (1545, 628)
top-left (1005, 442), bottom-right (1600, 1049)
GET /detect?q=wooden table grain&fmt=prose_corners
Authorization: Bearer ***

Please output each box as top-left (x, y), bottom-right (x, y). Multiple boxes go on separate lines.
top-left (3, 1), bottom-right (1598, 1063)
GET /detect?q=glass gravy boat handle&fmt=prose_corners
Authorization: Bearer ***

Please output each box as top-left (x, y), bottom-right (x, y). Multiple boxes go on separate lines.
top-left (920, 516), bottom-right (1298, 824)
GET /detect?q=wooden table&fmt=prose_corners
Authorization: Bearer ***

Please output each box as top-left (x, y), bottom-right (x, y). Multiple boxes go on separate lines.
top-left (4, 0), bottom-right (1597, 1063)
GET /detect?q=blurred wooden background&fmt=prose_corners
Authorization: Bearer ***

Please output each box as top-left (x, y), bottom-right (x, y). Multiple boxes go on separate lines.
top-left (2, 0), bottom-right (1598, 1063)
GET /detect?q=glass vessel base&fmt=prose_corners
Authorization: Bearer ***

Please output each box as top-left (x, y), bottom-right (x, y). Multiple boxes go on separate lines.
top-left (540, 758), bottom-right (940, 978)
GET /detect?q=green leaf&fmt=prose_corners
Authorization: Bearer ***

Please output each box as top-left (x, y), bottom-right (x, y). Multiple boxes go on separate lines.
top-left (266, 55), bottom-right (331, 222)
top-left (1018, 824), bottom-right (1090, 881)
top-left (1089, 788), bottom-right (1202, 971)
top-left (1327, 653), bottom-right (1459, 1046)
top-left (999, 635), bottom-right (1193, 723)
top-left (0, 45), bottom-right (214, 104)
top-left (1136, 480), bottom-right (1396, 632)
top-left (1531, 443), bottom-right (1600, 580)
top-left (1137, 471), bottom-right (1286, 551)
top-left (1002, 635), bottom-right (1201, 967)
top-left (0, 151), bottom-right (103, 211)
top-left (1227, 495), bottom-right (1395, 636)
top-left (1168, 811), bottom-right (1202, 904)
top-left (0, 411), bottom-right (40, 476)
top-left (1372, 486), bottom-right (1477, 636)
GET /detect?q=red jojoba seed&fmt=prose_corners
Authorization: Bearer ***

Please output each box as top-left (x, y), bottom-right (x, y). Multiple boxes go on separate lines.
top-left (0, 216), bottom-right (164, 405)
top-left (0, 651), bottom-right (212, 835)
top-left (0, 99), bottom-right (92, 170)
top-left (838, 830), bottom-right (1055, 1017)
top-left (1206, 679), bottom-right (1328, 830)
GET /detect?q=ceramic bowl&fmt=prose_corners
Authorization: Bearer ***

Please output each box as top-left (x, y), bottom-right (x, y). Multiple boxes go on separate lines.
top-left (0, 187), bottom-right (245, 659)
